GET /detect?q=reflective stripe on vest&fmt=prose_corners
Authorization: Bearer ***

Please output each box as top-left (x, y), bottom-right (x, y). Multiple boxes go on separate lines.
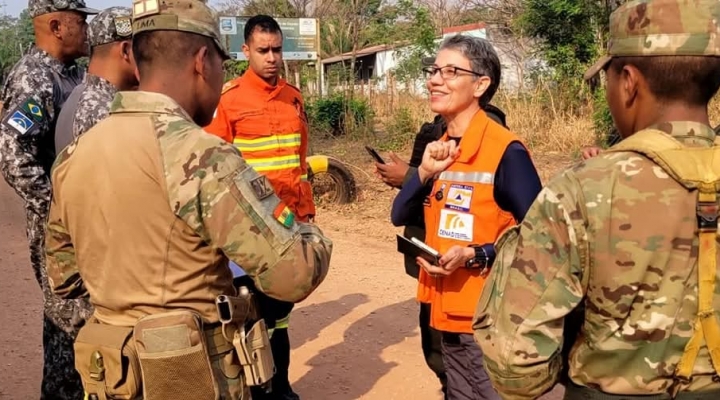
top-left (233, 133), bottom-right (303, 173)
top-left (438, 171), bottom-right (495, 185)
top-left (233, 133), bottom-right (301, 152)
top-left (244, 154), bottom-right (300, 172)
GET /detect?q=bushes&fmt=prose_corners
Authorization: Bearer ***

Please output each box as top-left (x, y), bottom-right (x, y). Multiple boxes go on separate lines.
top-left (379, 105), bottom-right (421, 151)
top-left (591, 87), bottom-right (618, 147)
top-left (305, 93), bottom-right (374, 137)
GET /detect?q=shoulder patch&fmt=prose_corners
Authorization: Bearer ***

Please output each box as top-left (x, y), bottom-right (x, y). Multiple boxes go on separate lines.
top-left (273, 203), bottom-right (295, 229)
top-left (250, 175), bottom-right (274, 200)
top-left (4, 109), bottom-right (35, 134)
top-left (21, 98), bottom-right (46, 122)
top-left (221, 80), bottom-right (239, 95)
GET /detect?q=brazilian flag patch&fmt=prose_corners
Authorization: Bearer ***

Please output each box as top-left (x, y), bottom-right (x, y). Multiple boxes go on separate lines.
top-left (273, 203), bottom-right (295, 228)
top-left (21, 98), bottom-right (44, 122)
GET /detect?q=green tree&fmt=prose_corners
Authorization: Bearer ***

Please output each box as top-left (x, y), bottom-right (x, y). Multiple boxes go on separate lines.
top-left (519, 0), bottom-right (627, 142)
top-left (0, 8), bottom-right (34, 84)
top-left (520, 0), bottom-right (609, 85)
top-left (392, 0), bottom-right (437, 90)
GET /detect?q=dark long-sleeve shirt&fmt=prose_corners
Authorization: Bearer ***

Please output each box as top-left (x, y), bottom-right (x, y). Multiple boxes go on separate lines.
top-left (391, 141), bottom-right (542, 264)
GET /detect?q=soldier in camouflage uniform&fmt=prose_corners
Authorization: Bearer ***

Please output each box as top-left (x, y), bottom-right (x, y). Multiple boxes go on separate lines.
top-left (55, 6), bottom-right (136, 154)
top-left (0, 0), bottom-right (98, 398)
top-left (473, 0), bottom-right (720, 399)
top-left (44, 0), bottom-right (332, 399)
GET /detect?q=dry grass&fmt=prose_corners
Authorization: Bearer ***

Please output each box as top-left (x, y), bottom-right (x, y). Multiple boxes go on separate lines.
top-left (311, 88), bottom-right (720, 227)
top-left (360, 85), bottom-right (598, 156)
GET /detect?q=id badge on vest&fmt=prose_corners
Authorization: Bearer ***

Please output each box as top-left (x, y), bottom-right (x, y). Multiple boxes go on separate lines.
top-left (433, 181), bottom-right (475, 243)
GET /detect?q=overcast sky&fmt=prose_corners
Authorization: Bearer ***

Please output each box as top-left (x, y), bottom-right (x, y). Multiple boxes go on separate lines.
top-left (2, 0), bottom-right (224, 17)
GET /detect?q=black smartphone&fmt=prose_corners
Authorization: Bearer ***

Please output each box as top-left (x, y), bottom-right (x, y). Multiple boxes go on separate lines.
top-left (365, 145), bottom-right (386, 164)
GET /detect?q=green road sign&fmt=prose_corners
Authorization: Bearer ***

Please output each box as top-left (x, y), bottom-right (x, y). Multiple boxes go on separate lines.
top-left (218, 16), bottom-right (319, 61)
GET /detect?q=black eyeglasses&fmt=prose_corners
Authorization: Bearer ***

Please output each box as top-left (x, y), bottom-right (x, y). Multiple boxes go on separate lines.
top-left (422, 65), bottom-right (483, 80)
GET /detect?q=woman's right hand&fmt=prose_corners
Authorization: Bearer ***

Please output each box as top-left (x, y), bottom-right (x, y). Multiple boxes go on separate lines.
top-left (418, 140), bottom-right (459, 183)
top-left (581, 146), bottom-right (603, 160)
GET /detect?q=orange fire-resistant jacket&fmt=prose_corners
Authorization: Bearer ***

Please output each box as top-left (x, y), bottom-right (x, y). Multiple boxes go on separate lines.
top-left (418, 110), bottom-right (523, 334)
top-left (204, 68), bottom-right (315, 222)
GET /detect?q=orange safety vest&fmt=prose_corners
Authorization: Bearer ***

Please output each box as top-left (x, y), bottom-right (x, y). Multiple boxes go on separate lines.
top-left (418, 109), bottom-right (524, 334)
top-left (203, 68), bottom-right (315, 222)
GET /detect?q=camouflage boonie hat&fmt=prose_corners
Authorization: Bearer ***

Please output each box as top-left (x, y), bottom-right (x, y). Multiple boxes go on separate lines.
top-left (28, 0), bottom-right (99, 18)
top-left (131, 0), bottom-right (230, 60)
top-left (584, 0), bottom-right (720, 80)
top-left (88, 7), bottom-right (132, 48)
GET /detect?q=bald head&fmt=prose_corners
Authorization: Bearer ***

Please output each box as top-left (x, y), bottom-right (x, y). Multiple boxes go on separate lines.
top-left (33, 11), bottom-right (89, 63)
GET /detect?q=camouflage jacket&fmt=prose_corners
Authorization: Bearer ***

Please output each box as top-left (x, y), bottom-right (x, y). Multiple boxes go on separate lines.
top-left (72, 73), bottom-right (116, 138)
top-left (55, 73), bottom-right (117, 154)
top-left (473, 121), bottom-right (720, 398)
top-left (0, 46), bottom-right (84, 216)
top-left (45, 91), bottom-right (333, 326)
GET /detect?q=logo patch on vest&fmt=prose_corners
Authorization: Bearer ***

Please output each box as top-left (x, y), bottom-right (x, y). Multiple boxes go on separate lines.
top-left (438, 210), bottom-right (473, 242)
top-left (444, 184), bottom-right (473, 212)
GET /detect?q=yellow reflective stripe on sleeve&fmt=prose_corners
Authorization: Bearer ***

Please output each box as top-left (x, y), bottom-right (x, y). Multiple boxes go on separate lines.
top-left (245, 154), bottom-right (301, 172)
top-left (233, 133), bottom-right (301, 152)
top-left (301, 174), bottom-right (308, 181)
top-left (275, 314), bottom-right (290, 329)
top-left (674, 190), bottom-right (720, 383)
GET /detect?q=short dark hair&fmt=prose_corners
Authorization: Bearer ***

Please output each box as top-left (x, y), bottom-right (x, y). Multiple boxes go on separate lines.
top-left (243, 14), bottom-right (282, 42)
top-left (439, 34), bottom-right (501, 107)
top-left (132, 30), bottom-right (218, 75)
top-left (90, 42), bottom-right (113, 58)
top-left (610, 55), bottom-right (720, 106)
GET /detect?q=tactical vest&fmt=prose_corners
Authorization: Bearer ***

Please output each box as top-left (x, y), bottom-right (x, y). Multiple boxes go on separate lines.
top-left (46, 67), bottom-right (84, 169)
top-left (564, 128), bottom-right (720, 399)
top-left (54, 82), bottom-right (85, 155)
top-left (610, 129), bottom-right (720, 397)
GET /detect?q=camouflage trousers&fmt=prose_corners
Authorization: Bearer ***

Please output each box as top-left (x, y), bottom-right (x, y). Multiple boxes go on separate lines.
top-left (26, 212), bottom-right (94, 400)
top-left (211, 348), bottom-right (251, 400)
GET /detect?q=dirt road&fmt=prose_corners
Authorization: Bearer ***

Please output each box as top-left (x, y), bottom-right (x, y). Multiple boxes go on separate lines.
top-left (0, 176), bottom-right (565, 399)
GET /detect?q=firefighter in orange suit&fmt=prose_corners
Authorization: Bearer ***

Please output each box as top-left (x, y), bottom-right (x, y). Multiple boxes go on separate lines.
top-left (391, 35), bottom-right (542, 400)
top-left (204, 14), bottom-right (310, 400)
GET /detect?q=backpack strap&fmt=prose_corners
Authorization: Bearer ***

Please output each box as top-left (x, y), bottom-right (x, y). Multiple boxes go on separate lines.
top-left (608, 129), bottom-right (720, 394)
top-left (672, 188), bottom-right (720, 394)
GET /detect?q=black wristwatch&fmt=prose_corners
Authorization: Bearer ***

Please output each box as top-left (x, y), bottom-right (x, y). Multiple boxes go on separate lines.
top-left (465, 245), bottom-right (488, 269)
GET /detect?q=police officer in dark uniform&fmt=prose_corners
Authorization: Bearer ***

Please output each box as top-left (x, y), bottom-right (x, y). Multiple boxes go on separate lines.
top-left (55, 6), bottom-right (135, 154)
top-left (0, 0), bottom-right (98, 398)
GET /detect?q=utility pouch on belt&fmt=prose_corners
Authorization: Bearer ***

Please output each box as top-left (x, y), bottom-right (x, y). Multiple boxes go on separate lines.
top-left (133, 310), bottom-right (219, 400)
top-left (73, 321), bottom-right (141, 400)
top-left (216, 286), bottom-right (275, 387)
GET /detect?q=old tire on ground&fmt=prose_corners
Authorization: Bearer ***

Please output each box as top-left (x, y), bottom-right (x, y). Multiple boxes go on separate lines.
top-left (307, 155), bottom-right (357, 205)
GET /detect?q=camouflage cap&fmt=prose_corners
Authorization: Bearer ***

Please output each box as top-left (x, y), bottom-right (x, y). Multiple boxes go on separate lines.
top-left (131, 0), bottom-right (230, 60)
top-left (87, 7), bottom-right (132, 48)
top-left (584, 0), bottom-right (720, 80)
top-left (28, 0), bottom-right (100, 18)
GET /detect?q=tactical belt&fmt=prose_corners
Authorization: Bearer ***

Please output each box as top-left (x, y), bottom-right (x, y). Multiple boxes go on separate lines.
top-left (564, 382), bottom-right (720, 400)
